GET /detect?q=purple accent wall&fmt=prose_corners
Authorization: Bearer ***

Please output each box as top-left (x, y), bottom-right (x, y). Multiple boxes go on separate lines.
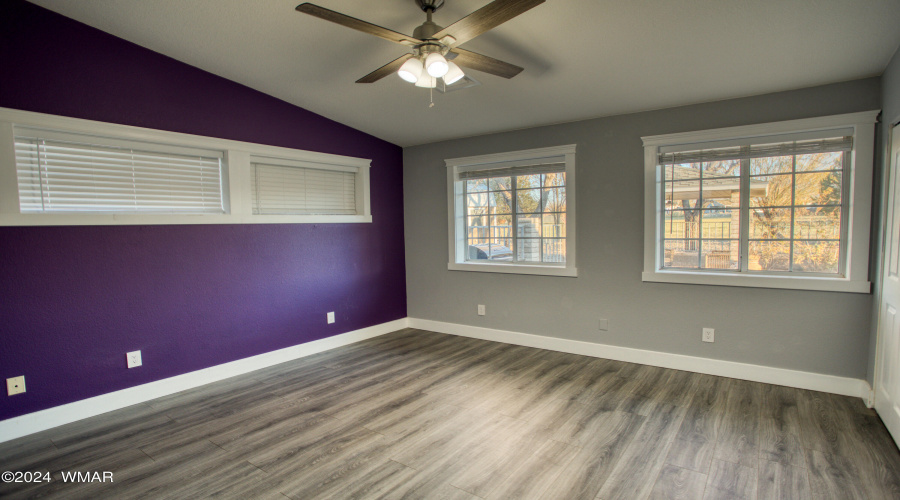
top-left (0, 1), bottom-right (406, 421)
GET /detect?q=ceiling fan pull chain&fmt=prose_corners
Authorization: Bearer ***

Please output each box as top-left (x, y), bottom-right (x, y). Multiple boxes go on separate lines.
top-left (429, 87), bottom-right (435, 108)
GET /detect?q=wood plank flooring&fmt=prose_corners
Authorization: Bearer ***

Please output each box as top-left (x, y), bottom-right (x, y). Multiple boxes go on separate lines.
top-left (2, 328), bottom-right (900, 499)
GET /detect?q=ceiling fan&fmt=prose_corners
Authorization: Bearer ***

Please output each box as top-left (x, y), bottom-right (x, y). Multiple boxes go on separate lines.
top-left (296, 0), bottom-right (545, 89)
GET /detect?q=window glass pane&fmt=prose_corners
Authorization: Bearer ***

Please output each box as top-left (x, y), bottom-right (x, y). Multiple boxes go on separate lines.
top-left (516, 238), bottom-right (542, 262)
top-left (466, 178), bottom-right (488, 192)
top-left (701, 210), bottom-right (735, 238)
top-left (750, 156), bottom-right (792, 176)
top-left (664, 240), bottom-right (699, 268)
top-left (467, 217), bottom-right (489, 244)
top-left (794, 171), bottom-right (841, 206)
top-left (701, 179), bottom-right (741, 208)
top-left (467, 241), bottom-right (490, 261)
top-left (749, 174), bottom-right (792, 207)
top-left (543, 213), bottom-right (565, 237)
top-left (703, 160), bottom-right (740, 177)
top-left (491, 215), bottom-right (512, 240)
top-left (664, 178), bottom-right (700, 209)
top-left (792, 241), bottom-right (839, 273)
top-left (750, 208), bottom-right (791, 239)
top-left (542, 188), bottom-right (566, 212)
top-left (663, 214), bottom-right (679, 239)
top-left (517, 215), bottom-right (541, 237)
top-left (701, 240), bottom-right (739, 270)
top-left (489, 176), bottom-right (511, 191)
top-left (542, 172), bottom-right (566, 188)
top-left (796, 152), bottom-right (842, 172)
top-left (664, 210), bottom-right (700, 239)
top-left (517, 174), bottom-right (540, 189)
top-left (749, 241), bottom-right (790, 271)
top-left (467, 192), bottom-right (488, 208)
top-left (516, 188), bottom-right (541, 213)
top-left (488, 242), bottom-right (513, 261)
top-left (542, 238), bottom-right (566, 263)
top-left (467, 206), bottom-right (488, 218)
top-left (490, 190), bottom-right (512, 214)
top-left (794, 207), bottom-right (841, 240)
top-left (665, 163), bottom-right (700, 181)
top-left (467, 214), bottom-right (489, 231)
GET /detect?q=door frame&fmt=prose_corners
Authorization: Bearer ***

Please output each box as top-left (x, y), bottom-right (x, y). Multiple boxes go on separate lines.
top-left (874, 116), bottom-right (900, 413)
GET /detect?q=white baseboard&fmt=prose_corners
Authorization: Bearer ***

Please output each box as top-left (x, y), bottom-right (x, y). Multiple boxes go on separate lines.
top-left (0, 318), bottom-right (409, 444)
top-left (408, 318), bottom-right (872, 402)
top-left (1, 316), bottom-right (872, 445)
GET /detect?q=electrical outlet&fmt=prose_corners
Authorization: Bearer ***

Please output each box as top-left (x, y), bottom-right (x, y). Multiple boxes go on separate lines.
top-left (477, 304), bottom-right (485, 316)
top-left (126, 350), bottom-right (142, 368)
top-left (702, 328), bottom-right (715, 343)
top-left (599, 318), bottom-right (609, 331)
top-left (6, 376), bottom-right (25, 396)
top-left (327, 311), bottom-right (335, 324)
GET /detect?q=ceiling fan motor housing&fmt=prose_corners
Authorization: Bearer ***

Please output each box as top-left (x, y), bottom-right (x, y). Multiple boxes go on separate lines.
top-left (413, 21), bottom-right (443, 41)
top-left (415, 0), bottom-right (444, 13)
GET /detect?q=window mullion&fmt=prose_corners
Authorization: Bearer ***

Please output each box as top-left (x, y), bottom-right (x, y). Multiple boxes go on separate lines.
top-left (740, 156), bottom-right (750, 272)
top-left (789, 154), bottom-right (797, 272)
top-left (511, 176), bottom-right (519, 263)
top-left (698, 164), bottom-right (704, 268)
top-left (463, 180), bottom-right (470, 260)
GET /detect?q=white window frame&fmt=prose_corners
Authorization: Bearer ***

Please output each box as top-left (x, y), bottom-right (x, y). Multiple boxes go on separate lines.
top-left (0, 107), bottom-right (371, 225)
top-left (446, 144), bottom-right (577, 277)
top-left (641, 111), bottom-right (878, 293)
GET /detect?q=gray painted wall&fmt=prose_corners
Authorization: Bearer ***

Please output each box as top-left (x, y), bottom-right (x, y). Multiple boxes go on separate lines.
top-left (404, 78), bottom-right (880, 380)
top-left (868, 47), bottom-right (900, 385)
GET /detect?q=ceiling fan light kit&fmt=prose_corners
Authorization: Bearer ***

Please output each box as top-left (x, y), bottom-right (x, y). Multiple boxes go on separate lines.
top-left (443, 61), bottom-right (465, 85)
top-left (415, 75), bottom-right (437, 88)
top-left (424, 52), bottom-right (450, 78)
top-left (398, 57), bottom-right (424, 83)
top-left (296, 0), bottom-right (544, 100)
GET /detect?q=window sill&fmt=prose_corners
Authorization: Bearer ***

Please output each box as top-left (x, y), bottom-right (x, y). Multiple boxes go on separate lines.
top-left (0, 213), bottom-right (372, 226)
top-left (449, 262), bottom-right (578, 277)
top-left (642, 270), bottom-right (870, 293)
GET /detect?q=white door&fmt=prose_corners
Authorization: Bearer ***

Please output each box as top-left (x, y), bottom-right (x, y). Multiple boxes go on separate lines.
top-left (876, 124), bottom-right (900, 446)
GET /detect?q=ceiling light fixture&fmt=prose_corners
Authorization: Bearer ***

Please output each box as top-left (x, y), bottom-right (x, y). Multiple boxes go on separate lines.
top-left (443, 61), bottom-right (464, 85)
top-left (397, 58), bottom-right (424, 83)
top-left (414, 74), bottom-right (437, 88)
top-left (424, 52), bottom-right (449, 78)
top-left (398, 52), bottom-right (466, 93)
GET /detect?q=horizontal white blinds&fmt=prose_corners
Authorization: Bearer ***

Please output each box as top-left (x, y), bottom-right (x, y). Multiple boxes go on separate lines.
top-left (657, 136), bottom-right (852, 165)
top-left (251, 162), bottom-right (357, 215)
top-left (15, 132), bottom-right (224, 214)
top-left (458, 162), bottom-right (565, 180)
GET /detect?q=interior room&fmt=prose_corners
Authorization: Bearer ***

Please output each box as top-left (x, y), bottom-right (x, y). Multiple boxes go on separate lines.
top-left (2, 0), bottom-right (900, 498)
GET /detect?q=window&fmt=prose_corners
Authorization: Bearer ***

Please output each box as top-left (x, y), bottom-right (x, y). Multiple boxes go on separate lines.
top-left (15, 128), bottom-right (224, 214)
top-left (251, 158), bottom-right (358, 215)
top-left (0, 106), bottom-right (371, 225)
top-left (446, 145), bottom-right (577, 277)
top-left (642, 111), bottom-right (878, 292)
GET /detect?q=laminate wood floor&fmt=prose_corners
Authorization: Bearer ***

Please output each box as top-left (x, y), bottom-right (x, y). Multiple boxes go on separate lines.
top-left (2, 328), bottom-right (900, 499)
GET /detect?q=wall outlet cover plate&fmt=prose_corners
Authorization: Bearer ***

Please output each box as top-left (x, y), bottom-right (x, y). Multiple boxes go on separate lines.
top-left (7, 376), bottom-right (25, 396)
top-left (126, 350), bottom-right (142, 368)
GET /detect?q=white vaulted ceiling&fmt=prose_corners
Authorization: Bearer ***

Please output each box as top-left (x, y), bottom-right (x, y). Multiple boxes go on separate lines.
top-left (27, 0), bottom-right (900, 147)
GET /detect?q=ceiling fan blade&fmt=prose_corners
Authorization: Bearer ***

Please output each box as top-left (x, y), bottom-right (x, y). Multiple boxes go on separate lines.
top-left (296, 3), bottom-right (422, 47)
top-left (357, 54), bottom-right (414, 83)
top-left (450, 48), bottom-right (523, 79)
top-left (435, 0), bottom-right (545, 47)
